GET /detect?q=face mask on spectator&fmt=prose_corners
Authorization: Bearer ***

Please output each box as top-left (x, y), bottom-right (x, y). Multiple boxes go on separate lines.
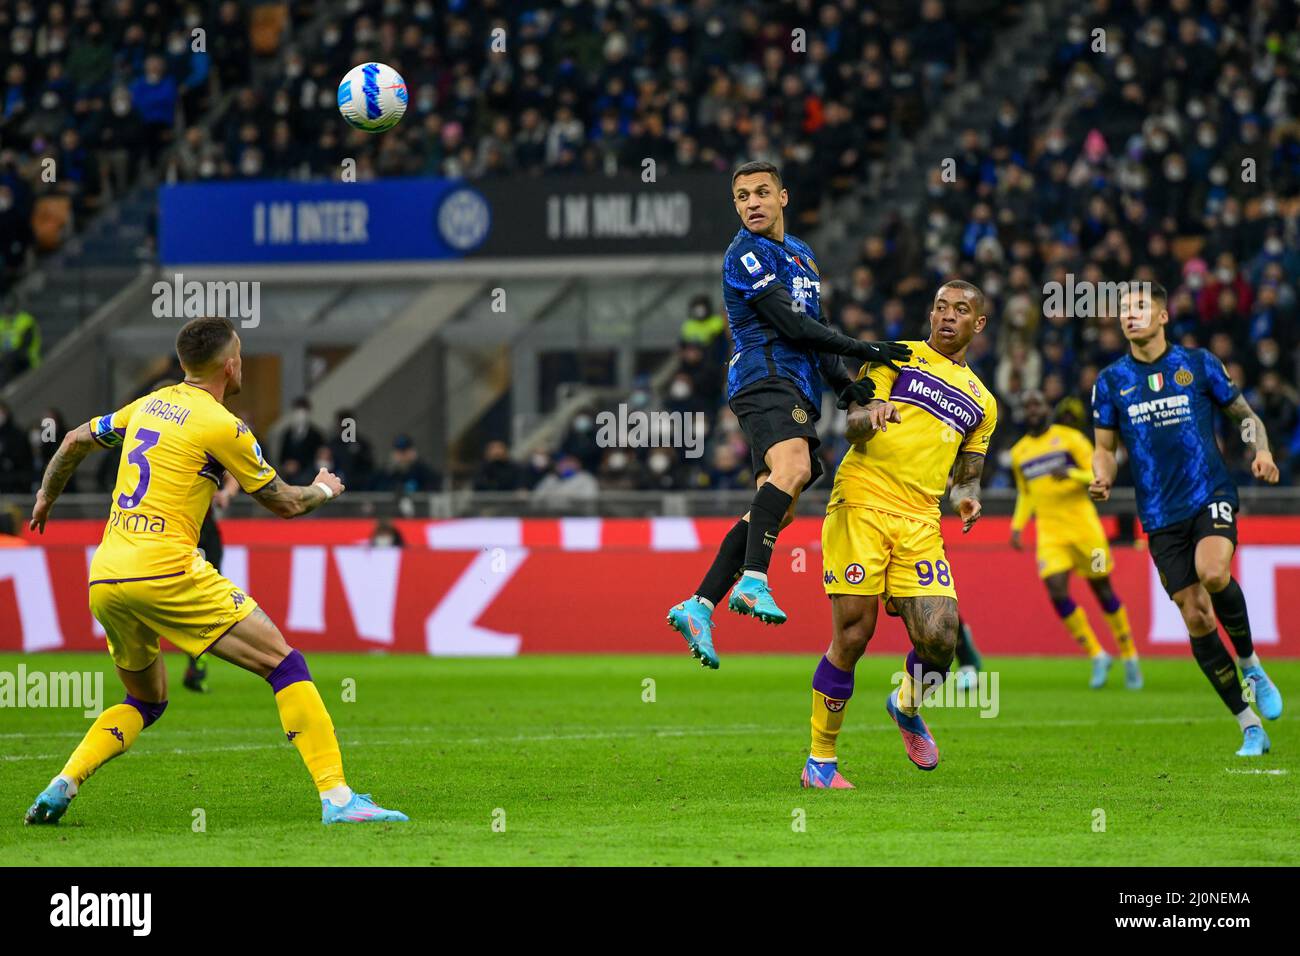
top-left (1197, 129), bottom-right (1215, 148)
top-left (648, 453), bottom-right (671, 475)
top-left (414, 2), bottom-right (434, 20)
top-left (12, 35), bottom-right (30, 54)
top-left (1209, 167), bottom-right (1227, 186)
top-left (1233, 95), bottom-right (1252, 114)
top-left (1115, 62), bottom-right (1135, 81)
top-left (1186, 100), bottom-right (1205, 120)
top-left (112, 95), bottom-right (131, 116)
top-left (48, 35), bottom-right (65, 54)
top-left (286, 60), bottom-right (303, 79)
top-left (169, 37), bottom-right (187, 55)
top-left (607, 452), bottom-right (628, 471)
top-left (572, 415), bottom-right (593, 433)
top-left (1186, 273), bottom-right (1203, 290)
top-left (1265, 238), bottom-right (1283, 256)
top-left (531, 453), bottom-right (549, 471)
top-left (1216, 267), bottom-right (1234, 282)
top-left (670, 380), bottom-right (692, 401)
top-left (199, 159), bottom-right (217, 178)
top-left (521, 51), bottom-right (541, 71)
top-left (323, 28), bottom-right (340, 46)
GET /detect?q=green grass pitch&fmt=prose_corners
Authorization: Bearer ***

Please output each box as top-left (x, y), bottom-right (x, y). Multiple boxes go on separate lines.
top-left (1, 652), bottom-right (1295, 866)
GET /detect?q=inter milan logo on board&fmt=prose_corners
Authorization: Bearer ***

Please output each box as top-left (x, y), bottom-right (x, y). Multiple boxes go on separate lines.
top-left (845, 563), bottom-right (865, 585)
top-left (1175, 368), bottom-right (1194, 386)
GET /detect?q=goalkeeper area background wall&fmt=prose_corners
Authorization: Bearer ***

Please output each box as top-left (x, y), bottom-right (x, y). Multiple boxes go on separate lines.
top-left (4, 517), bottom-right (1300, 658)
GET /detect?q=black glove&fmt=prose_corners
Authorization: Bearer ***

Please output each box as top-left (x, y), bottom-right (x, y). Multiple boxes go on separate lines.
top-left (850, 340), bottom-right (911, 371)
top-left (836, 378), bottom-right (875, 410)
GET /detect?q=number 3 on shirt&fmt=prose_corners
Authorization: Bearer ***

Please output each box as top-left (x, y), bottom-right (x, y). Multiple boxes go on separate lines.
top-left (118, 428), bottom-right (161, 510)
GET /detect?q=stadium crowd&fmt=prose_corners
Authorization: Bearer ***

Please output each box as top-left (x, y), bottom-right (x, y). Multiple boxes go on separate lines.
top-left (538, 0), bottom-right (1300, 494)
top-left (0, 0), bottom-right (1296, 499)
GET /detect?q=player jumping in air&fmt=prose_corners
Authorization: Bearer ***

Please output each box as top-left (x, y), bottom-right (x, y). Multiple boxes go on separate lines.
top-left (666, 161), bottom-right (910, 668)
top-left (804, 281), bottom-right (996, 786)
top-left (1010, 389), bottom-right (1141, 689)
top-left (24, 317), bottom-right (408, 825)
top-left (1091, 282), bottom-right (1283, 757)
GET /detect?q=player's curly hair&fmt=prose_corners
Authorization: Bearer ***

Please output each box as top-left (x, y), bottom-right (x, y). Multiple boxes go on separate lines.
top-left (175, 316), bottom-right (236, 371)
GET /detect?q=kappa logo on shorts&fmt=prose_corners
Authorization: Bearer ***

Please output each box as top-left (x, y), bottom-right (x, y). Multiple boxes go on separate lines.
top-left (231, 590), bottom-right (246, 609)
top-left (823, 698), bottom-right (845, 712)
top-left (823, 569), bottom-right (837, 585)
top-left (792, 406), bottom-right (809, 424)
top-left (845, 563), bottom-right (865, 585)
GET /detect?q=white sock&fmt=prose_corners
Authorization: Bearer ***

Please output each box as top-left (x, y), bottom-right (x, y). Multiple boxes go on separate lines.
top-left (1235, 708), bottom-right (1262, 731)
top-left (742, 570), bottom-right (767, 583)
top-left (322, 784), bottom-right (353, 807)
top-left (809, 754), bottom-right (836, 763)
top-left (695, 596), bottom-right (714, 611)
top-left (1239, 653), bottom-right (1260, 670)
top-left (53, 773), bottom-right (77, 797)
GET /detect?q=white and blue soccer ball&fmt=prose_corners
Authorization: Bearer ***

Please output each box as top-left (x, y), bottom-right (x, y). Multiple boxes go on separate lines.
top-left (337, 62), bottom-right (407, 133)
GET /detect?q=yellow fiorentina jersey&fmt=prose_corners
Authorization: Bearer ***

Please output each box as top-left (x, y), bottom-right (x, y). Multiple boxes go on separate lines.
top-left (88, 383), bottom-right (277, 581)
top-left (830, 339), bottom-right (997, 527)
top-left (1009, 424), bottom-right (1100, 538)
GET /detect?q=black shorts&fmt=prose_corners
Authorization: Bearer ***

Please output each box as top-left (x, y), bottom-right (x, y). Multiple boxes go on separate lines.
top-left (198, 509), bottom-right (224, 573)
top-left (1147, 498), bottom-right (1238, 596)
top-left (728, 376), bottom-right (823, 490)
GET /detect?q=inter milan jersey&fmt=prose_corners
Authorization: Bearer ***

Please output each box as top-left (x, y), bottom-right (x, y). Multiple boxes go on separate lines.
top-left (721, 227), bottom-right (824, 404)
top-left (1092, 345), bottom-right (1239, 532)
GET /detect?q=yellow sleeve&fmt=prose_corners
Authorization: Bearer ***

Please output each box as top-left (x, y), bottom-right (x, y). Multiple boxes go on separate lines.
top-left (89, 396), bottom-right (148, 448)
top-left (857, 360), bottom-right (899, 397)
top-left (1011, 456), bottom-right (1034, 531)
top-left (960, 394), bottom-right (998, 456)
top-left (209, 416), bottom-right (278, 494)
top-left (1066, 430), bottom-right (1093, 485)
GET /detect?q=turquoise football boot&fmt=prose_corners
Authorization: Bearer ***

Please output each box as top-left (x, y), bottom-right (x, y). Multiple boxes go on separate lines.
top-left (25, 778), bottom-right (74, 825)
top-left (666, 597), bottom-right (719, 669)
top-left (1089, 651), bottom-right (1113, 689)
top-left (801, 757), bottom-right (854, 789)
top-left (1235, 725), bottom-right (1271, 757)
top-left (1123, 657), bottom-right (1143, 690)
top-left (321, 792), bottom-right (409, 824)
top-left (728, 574), bottom-right (787, 625)
top-left (1242, 665), bottom-right (1283, 720)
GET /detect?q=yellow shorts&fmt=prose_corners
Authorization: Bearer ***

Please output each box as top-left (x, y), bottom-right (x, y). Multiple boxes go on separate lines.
top-left (88, 555), bottom-right (258, 671)
top-left (822, 506), bottom-right (957, 600)
top-left (1036, 528), bottom-right (1113, 580)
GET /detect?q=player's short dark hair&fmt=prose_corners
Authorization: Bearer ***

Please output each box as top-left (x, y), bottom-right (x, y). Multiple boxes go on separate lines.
top-left (1146, 281), bottom-right (1168, 306)
top-left (938, 279), bottom-right (986, 316)
top-left (175, 316), bottom-right (236, 371)
top-left (731, 160), bottom-right (782, 188)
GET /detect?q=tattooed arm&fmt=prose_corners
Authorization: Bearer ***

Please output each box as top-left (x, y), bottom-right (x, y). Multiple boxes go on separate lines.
top-left (29, 422), bottom-right (103, 533)
top-left (1221, 393), bottom-right (1280, 484)
top-left (845, 399), bottom-right (901, 446)
top-left (251, 469), bottom-right (345, 519)
top-left (948, 451), bottom-right (985, 534)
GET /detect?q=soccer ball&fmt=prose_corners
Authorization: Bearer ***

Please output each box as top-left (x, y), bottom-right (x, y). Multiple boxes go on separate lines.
top-left (337, 62), bottom-right (408, 133)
